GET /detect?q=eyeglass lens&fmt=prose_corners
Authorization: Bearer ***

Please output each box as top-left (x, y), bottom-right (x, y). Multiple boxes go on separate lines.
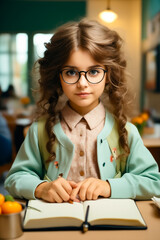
top-left (61, 68), bottom-right (105, 84)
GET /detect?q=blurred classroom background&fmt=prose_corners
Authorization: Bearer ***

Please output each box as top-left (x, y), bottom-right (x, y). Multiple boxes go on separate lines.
top-left (0, 0), bottom-right (160, 193)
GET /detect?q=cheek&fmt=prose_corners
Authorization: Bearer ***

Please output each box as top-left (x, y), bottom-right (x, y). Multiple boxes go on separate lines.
top-left (104, 73), bottom-right (108, 84)
top-left (96, 81), bottom-right (106, 95)
top-left (60, 76), bottom-right (67, 93)
top-left (60, 81), bottom-right (67, 94)
top-left (60, 80), bottom-right (73, 98)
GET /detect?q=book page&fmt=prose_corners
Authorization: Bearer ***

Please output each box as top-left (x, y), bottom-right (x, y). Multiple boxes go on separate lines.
top-left (152, 196), bottom-right (160, 209)
top-left (23, 200), bottom-right (85, 229)
top-left (83, 198), bottom-right (146, 227)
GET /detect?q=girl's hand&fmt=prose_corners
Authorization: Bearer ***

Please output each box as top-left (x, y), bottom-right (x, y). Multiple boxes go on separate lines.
top-left (35, 177), bottom-right (77, 203)
top-left (70, 178), bottom-right (111, 201)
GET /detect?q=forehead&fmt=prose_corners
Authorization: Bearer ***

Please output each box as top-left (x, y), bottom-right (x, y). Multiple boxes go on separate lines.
top-left (64, 48), bottom-right (101, 69)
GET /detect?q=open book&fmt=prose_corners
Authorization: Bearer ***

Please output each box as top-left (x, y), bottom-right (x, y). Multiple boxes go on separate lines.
top-left (152, 196), bottom-right (160, 209)
top-left (23, 198), bottom-right (147, 231)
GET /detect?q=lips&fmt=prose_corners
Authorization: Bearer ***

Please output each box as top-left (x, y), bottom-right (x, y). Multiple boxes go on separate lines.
top-left (76, 92), bottom-right (90, 96)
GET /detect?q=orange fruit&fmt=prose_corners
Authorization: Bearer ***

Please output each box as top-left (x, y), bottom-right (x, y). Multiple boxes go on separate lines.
top-left (0, 206), bottom-right (1, 214)
top-left (141, 113), bottom-right (149, 121)
top-left (1, 201), bottom-right (22, 214)
top-left (0, 193), bottom-right (5, 206)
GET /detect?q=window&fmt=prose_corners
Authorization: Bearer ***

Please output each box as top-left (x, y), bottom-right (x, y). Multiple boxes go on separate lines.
top-left (33, 33), bottom-right (53, 60)
top-left (32, 33), bottom-right (53, 88)
top-left (0, 33), bottom-right (53, 98)
top-left (0, 33), bottom-right (28, 96)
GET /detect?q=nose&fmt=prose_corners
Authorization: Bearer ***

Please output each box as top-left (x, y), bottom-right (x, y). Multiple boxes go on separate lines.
top-left (77, 73), bottom-right (88, 88)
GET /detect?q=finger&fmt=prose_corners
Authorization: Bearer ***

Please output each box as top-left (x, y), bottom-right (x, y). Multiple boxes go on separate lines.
top-left (61, 180), bottom-right (77, 196)
top-left (92, 187), bottom-right (101, 200)
top-left (52, 180), bottom-right (70, 202)
top-left (61, 181), bottom-right (73, 195)
top-left (73, 197), bottom-right (80, 202)
top-left (46, 186), bottom-right (63, 203)
top-left (70, 183), bottom-right (82, 200)
top-left (79, 180), bottom-right (92, 201)
top-left (67, 181), bottom-right (78, 195)
top-left (56, 177), bottom-right (73, 195)
top-left (68, 181), bottom-right (78, 188)
top-left (52, 191), bottom-right (63, 203)
top-left (86, 183), bottom-right (97, 200)
top-left (57, 184), bottom-right (71, 202)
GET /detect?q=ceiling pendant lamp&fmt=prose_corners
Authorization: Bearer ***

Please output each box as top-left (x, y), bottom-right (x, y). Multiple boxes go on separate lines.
top-left (99, 0), bottom-right (118, 23)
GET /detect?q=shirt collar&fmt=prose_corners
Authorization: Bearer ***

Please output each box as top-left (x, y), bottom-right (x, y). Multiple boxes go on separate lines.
top-left (61, 102), bottom-right (105, 130)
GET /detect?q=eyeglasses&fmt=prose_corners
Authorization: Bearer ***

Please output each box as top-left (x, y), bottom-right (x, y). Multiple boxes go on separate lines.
top-left (60, 68), bottom-right (107, 84)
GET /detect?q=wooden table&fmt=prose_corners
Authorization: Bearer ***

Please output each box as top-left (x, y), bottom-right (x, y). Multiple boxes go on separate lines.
top-left (15, 201), bottom-right (160, 240)
top-left (143, 137), bottom-right (160, 148)
top-left (142, 124), bottom-right (160, 168)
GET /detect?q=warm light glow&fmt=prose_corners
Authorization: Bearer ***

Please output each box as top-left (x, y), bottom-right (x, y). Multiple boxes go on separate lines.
top-left (99, 9), bottom-right (118, 23)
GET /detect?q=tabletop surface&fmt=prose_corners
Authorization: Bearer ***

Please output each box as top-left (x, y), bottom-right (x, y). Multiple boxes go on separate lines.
top-left (15, 200), bottom-right (160, 240)
top-left (142, 124), bottom-right (160, 147)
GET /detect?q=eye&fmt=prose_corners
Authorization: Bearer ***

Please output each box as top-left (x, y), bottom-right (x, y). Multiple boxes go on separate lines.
top-left (88, 69), bottom-right (99, 76)
top-left (65, 69), bottom-right (77, 77)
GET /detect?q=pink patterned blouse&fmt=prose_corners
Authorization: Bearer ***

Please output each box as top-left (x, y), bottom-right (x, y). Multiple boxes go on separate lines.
top-left (60, 102), bottom-right (106, 182)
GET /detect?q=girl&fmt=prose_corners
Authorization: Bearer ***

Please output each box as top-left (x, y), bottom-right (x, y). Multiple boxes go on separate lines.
top-left (5, 19), bottom-right (160, 202)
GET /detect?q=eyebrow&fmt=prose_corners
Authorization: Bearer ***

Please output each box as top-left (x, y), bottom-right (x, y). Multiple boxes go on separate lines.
top-left (62, 64), bottom-right (103, 69)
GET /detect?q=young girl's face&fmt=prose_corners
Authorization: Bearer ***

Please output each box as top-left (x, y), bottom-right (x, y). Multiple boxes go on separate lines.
top-left (60, 48), bottom-right (107, 115)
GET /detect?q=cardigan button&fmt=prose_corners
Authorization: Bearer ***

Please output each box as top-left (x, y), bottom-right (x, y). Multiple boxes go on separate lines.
top-left (80, 170), bottom-right (84, 176)
top-left (100, 139), bottom-right (103, 143)
top-left (103, 162), bottom-right (105, 167)
top-left (79, 150), bottom-right (84, 157)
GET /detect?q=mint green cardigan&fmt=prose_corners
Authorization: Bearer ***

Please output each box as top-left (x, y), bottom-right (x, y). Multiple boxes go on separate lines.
top-left (5, 111), bottom-right (160, 200)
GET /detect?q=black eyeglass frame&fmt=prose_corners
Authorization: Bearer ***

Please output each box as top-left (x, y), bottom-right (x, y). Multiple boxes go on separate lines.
top-left (60, 68), bottom-right (108, 85)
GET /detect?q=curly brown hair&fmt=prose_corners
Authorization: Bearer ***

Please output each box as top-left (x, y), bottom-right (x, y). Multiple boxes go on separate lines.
top-left (35, 18), bottom-right (133, 162)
